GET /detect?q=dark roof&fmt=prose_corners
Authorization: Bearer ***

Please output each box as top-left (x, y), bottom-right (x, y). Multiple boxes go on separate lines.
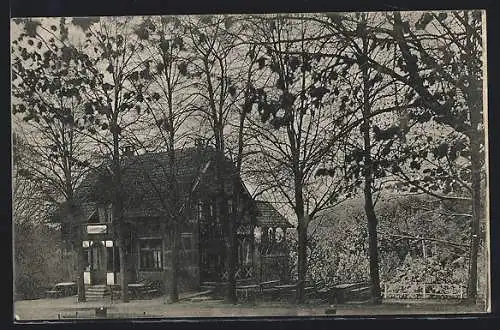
top-left (254, 201), bottom-right (293, 229)
top-left (73, 147), bottom-right (221, 219)
top-left (60, 148), bottom-right (291, 230)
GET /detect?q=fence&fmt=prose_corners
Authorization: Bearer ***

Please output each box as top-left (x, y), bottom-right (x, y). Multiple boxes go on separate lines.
top-left (382, 282), bottom-right (467, 300)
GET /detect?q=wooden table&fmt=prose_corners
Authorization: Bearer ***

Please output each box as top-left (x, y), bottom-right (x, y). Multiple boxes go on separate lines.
top-left (128, 283), bottom-right (145, 299)
top-left (46, 282), bottom-right (77, 298)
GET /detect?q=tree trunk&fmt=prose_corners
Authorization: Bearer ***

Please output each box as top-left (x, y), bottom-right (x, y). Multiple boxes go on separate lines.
top-left (364, 189), bottom-right (382, 303)
top-left (170, 223), bottom-right (180, 303)
top-left (76, 233), bottom-right (86, 302)
top-left (227, 204), bottom-right (237, 304)
top-left (296, 216), bottom-right (307, 303)
top-left (167, 143), bottom-right (180, 303)
top-left (467, 108), bottom-right (482, 302)
top-left (294, 173), bottom-right (307, 303)
top-left (118, 237), bottom-right (129, 302)
top-left (465, 11), bottom-right (484, 303)
top-left (361, 32), bottom-right (382, 304)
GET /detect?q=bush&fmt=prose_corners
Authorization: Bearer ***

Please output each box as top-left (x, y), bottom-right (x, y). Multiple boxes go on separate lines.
top-left (14, 221), bottom-right (74, 300)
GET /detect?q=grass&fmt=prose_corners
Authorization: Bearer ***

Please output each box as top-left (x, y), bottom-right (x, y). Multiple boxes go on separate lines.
top-left (14, 295), bottom-right (486, 321)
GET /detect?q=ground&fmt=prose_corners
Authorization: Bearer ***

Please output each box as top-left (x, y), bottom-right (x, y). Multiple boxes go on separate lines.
top-left (14, 295), bottom-right (486, 320)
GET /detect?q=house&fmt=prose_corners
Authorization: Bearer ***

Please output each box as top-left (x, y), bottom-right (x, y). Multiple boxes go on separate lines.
top-left (56, 146), bottom-right (292, 291)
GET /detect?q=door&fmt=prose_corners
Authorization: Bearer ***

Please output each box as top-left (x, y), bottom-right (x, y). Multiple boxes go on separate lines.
top-left (90, 241), bottom-right (107, 285)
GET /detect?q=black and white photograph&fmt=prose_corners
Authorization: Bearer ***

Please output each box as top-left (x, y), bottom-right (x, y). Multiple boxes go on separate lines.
top-left (10, 10), bottom-right (490, 320)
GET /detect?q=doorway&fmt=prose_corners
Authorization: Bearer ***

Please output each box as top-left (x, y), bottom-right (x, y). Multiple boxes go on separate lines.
top-left (90, 241), bottom-right (107, 285)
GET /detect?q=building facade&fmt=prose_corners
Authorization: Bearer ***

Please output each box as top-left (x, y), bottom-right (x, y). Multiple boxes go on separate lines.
top-left (58, 147), bottom-right (292, 290)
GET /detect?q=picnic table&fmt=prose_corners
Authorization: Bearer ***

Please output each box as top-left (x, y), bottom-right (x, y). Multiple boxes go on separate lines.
top-left (127, 283), bottom-right (145, 299)
top-left (324, 282), bottom-right (371, 303)
top-left (46, 282), bottom-right (77, 298)
top-left (126, 280), bottom-right (162, 299)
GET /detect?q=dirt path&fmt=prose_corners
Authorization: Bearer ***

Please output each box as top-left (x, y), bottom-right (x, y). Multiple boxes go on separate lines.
top-left (14, 296), bottom-right (484, 321)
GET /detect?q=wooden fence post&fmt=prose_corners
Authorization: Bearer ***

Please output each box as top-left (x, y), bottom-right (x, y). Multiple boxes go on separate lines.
top-left (383, 282), bottom-right (387, 299)
top-left (422, 284), bottom-right (426, 299)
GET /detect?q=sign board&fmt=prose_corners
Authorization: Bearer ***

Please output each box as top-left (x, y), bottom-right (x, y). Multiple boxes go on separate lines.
top-left (87, 224), bottom-right (107, 234)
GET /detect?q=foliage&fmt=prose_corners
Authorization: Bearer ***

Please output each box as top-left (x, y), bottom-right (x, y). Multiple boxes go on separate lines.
top-left (14, 222), bottom-right (75, 300)
top-left (305, 194), bottom-right (471, 290)
top-left (392, 254), bottom-right (466, 285)
top-left (11, 18), bottom-right (92, 204)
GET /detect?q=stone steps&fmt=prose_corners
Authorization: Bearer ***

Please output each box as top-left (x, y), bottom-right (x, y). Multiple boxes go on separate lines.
top-left (85, 285), bottom-right (111, 301)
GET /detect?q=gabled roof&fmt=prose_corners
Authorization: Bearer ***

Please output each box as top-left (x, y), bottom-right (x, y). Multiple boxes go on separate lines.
top-left (254, 201), bottom-right (293, 229)
top-left (73, 147), bottom-right (226, 219)
top-left (58, 148), bottom-right (291, 230)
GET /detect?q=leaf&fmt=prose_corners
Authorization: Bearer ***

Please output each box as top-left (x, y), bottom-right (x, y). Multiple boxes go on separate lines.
top-left (309, 86), bottom-right (329, 99)
top-left (178, 62), bottom-right (188, 76)
top-left (156, 62), bottom-right (165, 73)
top-left (415, 13), bottom-right (433, 30)
top-left (24, 20), bottom-right (41, 37)
top-left (409, 161), bottom-right (421, 170)
top-left (72, 17), bottom-right (100, 31)
top-left (130, 71), bottom-right (139, 81)
top-left (173, 36), bottom-right (184, 50)
top-left (257, 57), bottom-right (267, 69)
top-left (160, 39), bottom-right (170, 52)
top-left (102, 83), bottom-right (114, 91)
top-left (288, 56), bottom-right (300, 72)
top-left (135, 27), bottom-right (149, 40)
top-left (437, 12), bottom-right (448, 21)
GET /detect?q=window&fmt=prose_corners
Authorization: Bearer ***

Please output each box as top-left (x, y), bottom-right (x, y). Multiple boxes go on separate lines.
top-left (180, 233), bottom-right (195, 265)
top-left (139, 239), bottom-right (162, 271)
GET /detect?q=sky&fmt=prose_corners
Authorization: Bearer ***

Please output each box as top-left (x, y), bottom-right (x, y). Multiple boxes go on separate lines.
top-left (10, 11), bottom-right (489, 228)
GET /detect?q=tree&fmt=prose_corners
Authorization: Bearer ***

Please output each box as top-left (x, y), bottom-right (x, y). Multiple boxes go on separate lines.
top-left (183, 15), bottom-right (257, 303)
top-left (73, 16), bottom-right (154, 302)
top-left (135, 15), bottom-right (199, 303)
top-left (242, 14), bottom-right (356, 302)
top-left (302, 10), bottom-right (486, 303)
top-left (338, 11), bottom-right (486, 302)
top-left (389, 11), bottom-right (486, 302)
top-left (11, 17), bottom-right (94, 302)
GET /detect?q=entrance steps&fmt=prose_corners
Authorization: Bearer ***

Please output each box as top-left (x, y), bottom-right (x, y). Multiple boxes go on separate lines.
top-left (85, 285), bottom-right (111, 301)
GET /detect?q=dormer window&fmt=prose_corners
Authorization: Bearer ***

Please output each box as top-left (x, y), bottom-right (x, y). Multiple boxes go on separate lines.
top-left (98, 204), bottom-right (113, 223)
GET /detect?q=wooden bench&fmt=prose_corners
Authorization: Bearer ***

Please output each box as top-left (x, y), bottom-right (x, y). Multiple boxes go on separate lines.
top-left (46, 282), bottom-right (77, 299)
top-left (130, 280), bottom-right (163, 299)
top-left (327, 282), bottom-right (371, 304)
